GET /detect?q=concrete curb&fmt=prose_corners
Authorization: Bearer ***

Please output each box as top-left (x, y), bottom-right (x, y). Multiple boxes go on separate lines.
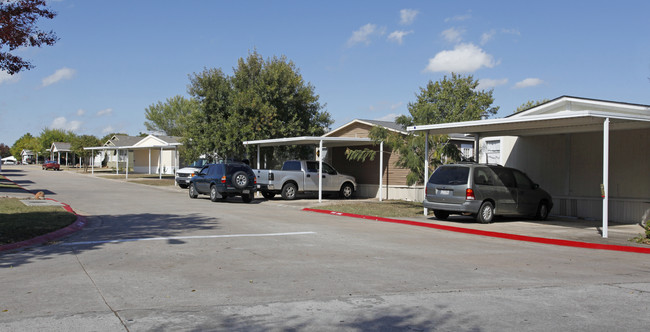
top-left (0, 174), bottom-right (88, 252)
top-left (303, 208), bottom-right (650, 254)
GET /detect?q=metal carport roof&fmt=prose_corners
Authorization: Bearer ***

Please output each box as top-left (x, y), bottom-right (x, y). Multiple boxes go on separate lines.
top-left (243, 136), bottom-right (383, 202)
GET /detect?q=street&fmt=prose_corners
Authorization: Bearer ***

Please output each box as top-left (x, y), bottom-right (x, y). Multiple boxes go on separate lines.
top-left (1, 165), bottom-right (649, 331)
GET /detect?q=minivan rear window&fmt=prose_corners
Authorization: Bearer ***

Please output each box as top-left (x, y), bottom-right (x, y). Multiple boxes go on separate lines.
top-left (428, 166), bottom-right (469, 185)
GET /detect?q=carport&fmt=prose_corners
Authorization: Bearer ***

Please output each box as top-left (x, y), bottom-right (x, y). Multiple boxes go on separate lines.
top-left (408, 96), bottom-right (650, 238)
top-left (84, 145), bottom-right (180, 180)
top-left (243, 136), bottom-right (383, 202)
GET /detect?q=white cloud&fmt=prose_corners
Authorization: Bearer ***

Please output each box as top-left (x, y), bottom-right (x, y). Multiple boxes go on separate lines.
top-left (388, 30), bottom-right (413, 44)
top-left (400, 9), bottom-right (419, 25)
top-left (42, 67), bottom-right (76, 87)
top-left (445, 14), bottom-right (471, 22)
top-left (51, 117), bottom-right (81, 131)
top-left (375, 113), bottom-right (401, 122)
top-left (347, 23), bottom-right (385, 47)
top-left (96, 108), bottom-right (113, 116)
top-left (76, 109), bottom-right (86, 116)
top-left (102, 125), bottom-right (114, 134)
top-left (480, 30), bottom-right (496, 45)
top-left (425, 43), bottom-right (497, 73)
top-left (0, 71), bottom-right (20, 85)
top-left (501, 28), bottom-right (521, 36)
top-left (441, 27), bottom-right (464, 43)
top-left (477, 78), bottom-right (508, 90)
top-left (514, 78), bottom-right (544, 88)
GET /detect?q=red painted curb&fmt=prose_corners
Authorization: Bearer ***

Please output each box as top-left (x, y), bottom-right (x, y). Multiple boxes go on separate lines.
top-left (1, 174), bottom-right (88, 252)
top-left (303, 208), bottom-right (650, 254)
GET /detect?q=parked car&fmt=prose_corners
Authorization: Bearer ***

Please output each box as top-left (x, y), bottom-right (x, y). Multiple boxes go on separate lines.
top-left (254, 160), bottom-right (356, 200)
top-left (424, 163), bottom-right (553, 223)
top-left (42, 160), bottom-right (60, 171)
top-left (188, 163), bottom-right (256, 203)
top-left (175, 158), bottom-right (210, 188)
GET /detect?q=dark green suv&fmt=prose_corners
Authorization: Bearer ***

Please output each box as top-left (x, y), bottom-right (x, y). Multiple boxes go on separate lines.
top-left (188, 163), bottom-right (256, 203)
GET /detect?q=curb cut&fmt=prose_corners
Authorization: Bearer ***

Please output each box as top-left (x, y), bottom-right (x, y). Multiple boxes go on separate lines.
top-left (0, 174), bottom-right (88, 252)
top-left (303, 208), bottom-right (650, 254)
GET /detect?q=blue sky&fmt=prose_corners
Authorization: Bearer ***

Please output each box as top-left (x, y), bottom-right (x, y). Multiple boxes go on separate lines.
top-left (1, 0), bottom-right (649, 146)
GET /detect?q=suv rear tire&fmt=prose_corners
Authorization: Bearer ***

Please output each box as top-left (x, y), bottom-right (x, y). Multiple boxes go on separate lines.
top-left (242, 193), bottom-right (253, 203)
top-left (232, 171), bottom-right (249, 189)
top-left (210, 185), bottom-right (219, 202)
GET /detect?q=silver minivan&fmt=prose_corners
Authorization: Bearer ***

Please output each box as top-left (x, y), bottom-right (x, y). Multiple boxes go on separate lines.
top-left (424, 163), bottom-right (553, 223)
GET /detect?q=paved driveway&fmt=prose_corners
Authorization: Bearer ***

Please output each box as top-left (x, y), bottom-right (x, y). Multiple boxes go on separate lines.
top-left (1, 165), bottom-right (649, 331)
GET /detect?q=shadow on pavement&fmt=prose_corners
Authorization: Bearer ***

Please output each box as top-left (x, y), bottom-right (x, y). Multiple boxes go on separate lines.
top-left (0, 212), bottom-right (220, 268)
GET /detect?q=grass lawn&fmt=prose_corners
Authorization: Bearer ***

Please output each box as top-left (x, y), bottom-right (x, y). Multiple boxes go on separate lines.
top-left (0, 198), bottom-right (77, 245)
top-left (316, 200), bottom-right (432, 218)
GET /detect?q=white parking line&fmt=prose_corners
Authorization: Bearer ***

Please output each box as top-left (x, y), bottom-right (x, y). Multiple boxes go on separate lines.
top-left (63, 231), bottom-right (317, 246)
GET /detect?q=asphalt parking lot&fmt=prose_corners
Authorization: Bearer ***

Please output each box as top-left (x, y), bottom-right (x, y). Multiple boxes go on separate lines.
top-left (1, 165), bottom-right (649, 331)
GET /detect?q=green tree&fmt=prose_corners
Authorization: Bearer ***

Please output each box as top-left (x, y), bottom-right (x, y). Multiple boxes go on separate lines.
top-left (183, 51), bottom-right (332, 163)
top-left (144, 95), bottom-right (198, 136)
top-left (347, 73), bottom-right (498, 185)
top-left (10, 133), bottom-right (40, 161)
top-left (38, 127), bottom-right (74, 153)
top-left (71, 135), bottom-right (101, 172)
top-left (514, 99), bottom-right (549, 113)
top-left (0, 0), bottom-right (58, 74)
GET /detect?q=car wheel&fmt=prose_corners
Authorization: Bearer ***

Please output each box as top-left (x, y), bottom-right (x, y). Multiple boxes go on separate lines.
top-left (210, 185), bottom-right (219, 202)
top-left (242, 193), bottom-right (253, 203)
top-left (232, 171), bottom-right (249, 189)
top-left (189, 183), bottom-right (198, 199)
top-left (433, 210), bottom-right (450, 220)
top-left (536, 202), bottom-right (550, 220)
top-left (281, 183), bottom-right (297, 200)
top-left (262, 191), bottom-right (275, 199)
top-left (476, 202), bottom-right (495, 224)
top-left (339, 183), bottom-right (353, 199)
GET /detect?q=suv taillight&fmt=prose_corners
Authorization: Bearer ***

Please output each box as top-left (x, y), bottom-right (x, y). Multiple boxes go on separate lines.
top-left (221, 176), bottom-right (226, 183)
top-left (466, 188), bottom-right (475, 200)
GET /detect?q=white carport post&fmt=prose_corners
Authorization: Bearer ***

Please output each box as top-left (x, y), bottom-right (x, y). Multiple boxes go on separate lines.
top-left (159, 147), bottom-right (163, 179)
top-left (116, 149), bottom-right (119, 175)
top-left (126, 149), bottom-right (129, 179)
top-left (379, 141), bottom-right (383, 202)
top-left (423, 131), bottom-right (429, 216)
top-left (256, 145), bottom-right (260, 169)
top-left (602, 118), bottom-right (610, 238)
top-left (318, 139), bottom-right (323, 203)
top-left (148, 148), bottom-right (151, 174)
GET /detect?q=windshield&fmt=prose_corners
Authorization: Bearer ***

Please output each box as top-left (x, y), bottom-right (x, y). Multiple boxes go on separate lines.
top-left (189, 159), bottom-right (209, 168)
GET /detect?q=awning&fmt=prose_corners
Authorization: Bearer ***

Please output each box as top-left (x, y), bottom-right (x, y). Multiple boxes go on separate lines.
top-left (407, 110), bottom-right (650, 238)
top-left (243, 136), bottom-right (383, 202)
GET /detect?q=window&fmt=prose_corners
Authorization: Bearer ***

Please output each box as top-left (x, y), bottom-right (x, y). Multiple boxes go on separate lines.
top-left (429, 166), bottom-right (469, 185)
top-left (461, 143), bottom-right (474, 160)
top-left (484, 140), bottom-right (500, 164)
top-left (283, 161), bottom-right (301, 171)
top-left (512, 170), bottom-right (534, 189)
top-left (473, 167), bottom-right (494, 186)
top-left (490, 167), bottom-right (515, 188)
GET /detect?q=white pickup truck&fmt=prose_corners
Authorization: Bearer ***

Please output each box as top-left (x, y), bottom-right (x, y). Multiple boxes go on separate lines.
top-left (254, 160), bottom-right (356, 200)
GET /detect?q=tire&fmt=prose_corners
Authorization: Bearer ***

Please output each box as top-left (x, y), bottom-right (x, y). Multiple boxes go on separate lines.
top-left (433, 210), bottom-right (450, 220)
top-left (476, 202), bottom-right (495, 224)
top-left (261, 191), bottom-right (275, 199)
top-left (536, 202), bottom-right (550, 220)
top-left (210, 185), bottom-right (219, 202)
top-left (242, 193), bottom-right (253, 203)
top-left (281, 183), bottom-right (297, 200)
top-left (189, 183), bottom-right (198, 199)
top-left (340, 183), bottom-right (353, 199)
top-left (232, 171), bottom-right (249, 189)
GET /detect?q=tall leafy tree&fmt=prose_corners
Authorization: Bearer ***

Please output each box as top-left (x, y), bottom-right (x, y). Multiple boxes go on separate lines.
top-left (71, 134), bottom-right (101, 172)
top-left (0, 0), bottom-right (58, 74)
top-left (38, 127), bottom-right (74, 155)
top-left (183, 51), bottom-right (332, 163)
top-left (347, 73), bottom-right (498, 185)
top-left (144, 95), bottom-right (198, 136)
top-left (10, 132), bottom-right (40, 160)
top-left (0, 143), bottom-right (10, 158)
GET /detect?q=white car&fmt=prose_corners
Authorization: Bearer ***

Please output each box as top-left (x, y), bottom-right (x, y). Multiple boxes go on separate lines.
top-left (175, 159), bottom-right (209, 188)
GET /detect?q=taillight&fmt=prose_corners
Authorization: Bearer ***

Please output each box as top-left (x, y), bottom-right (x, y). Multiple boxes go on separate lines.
top-left (466, 188), bottom-right (475, 200)
top-left (254, 177), bottom-right (257, 184)
top-left (221, 176), bottom-right (226, 183)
